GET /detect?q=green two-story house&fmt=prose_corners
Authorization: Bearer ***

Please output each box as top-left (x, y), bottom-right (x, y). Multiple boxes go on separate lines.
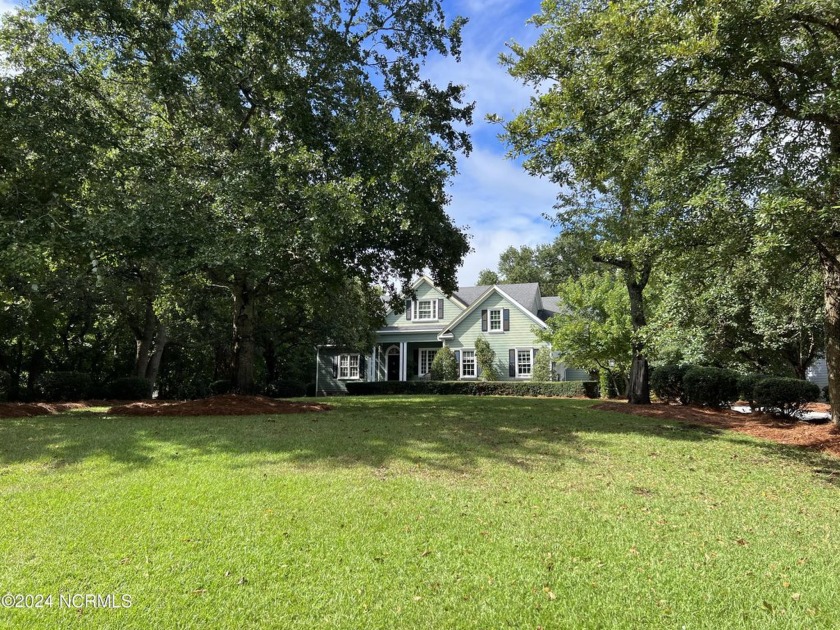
top-left (315, 276), bottom-right (589, 394)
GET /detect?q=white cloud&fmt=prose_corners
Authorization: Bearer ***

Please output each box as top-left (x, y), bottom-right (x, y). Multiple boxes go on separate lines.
top-left (0, 0), bottom-right (19, 15)
top-left (447, 147), bottom-right (561, 285)
top-left (422, 1), bottom-right (558, 286)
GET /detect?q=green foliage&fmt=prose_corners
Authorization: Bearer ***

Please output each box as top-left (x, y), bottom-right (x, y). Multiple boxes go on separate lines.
top-left (474, 336), bottom-right (498, 381)
top-left (476, 270), bottom-right (500, 285)
top-left (824, 386), bottom-right (831, 403)
top-left (210, 380), bottom-right (234, 396)
top-left (539, 272), bottom-right (632, 381)
top-left (105, 377), bottom-right (151, 401)
top-left (736, 374), bottom-right (772, 412)
top-left (598, 370), bottom-right (611, 400)
top-left (650, 364), bottom-right (690, 404)
top-left (345, 380), bottom-right (599, 398)
top-left (754, 378), bottom-right (821, 419)
top-left (531, 348), bottom-right (552, 382)
top-left (264, 380), bottom-right (307, 399)
top-left (34, 371), bottom-right (93, 401)
top-left (0, 370), bottom-right (10, 402)
top-left (430, 347), bottom-right (458, 382)
top-left (682, 367), bottom-right (739, 409)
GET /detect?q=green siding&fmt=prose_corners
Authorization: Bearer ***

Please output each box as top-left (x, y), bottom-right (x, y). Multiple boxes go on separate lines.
top-left (383, 278), bottom-right (465, 328)
top-left (447, 292), bottom-right (548, 381)
top-left (377, 331), bottom-right (441, 344)
top-left (316, 348), bottom-right (374, 395)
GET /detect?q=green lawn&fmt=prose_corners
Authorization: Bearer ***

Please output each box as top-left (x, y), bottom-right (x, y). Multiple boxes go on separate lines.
top-left (1, 396), bottom-right (839, 629)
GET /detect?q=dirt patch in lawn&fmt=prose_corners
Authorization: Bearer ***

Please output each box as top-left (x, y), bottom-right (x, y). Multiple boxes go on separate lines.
top-left (107, 394), bottom-right (332, 417)
top-left (594, 401), bottom-right (840, 458)
top-left (0, 401), bottom-right (106, 418)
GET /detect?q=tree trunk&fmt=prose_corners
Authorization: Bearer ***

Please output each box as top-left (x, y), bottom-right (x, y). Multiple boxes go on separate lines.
top-left (144, 324), bottom-right (168, 398)
top-left (624, 265), bottom-right (651, 405)
top-left (819, 247), bottom-right (840, 424)
top-left (134, 300), bottom-right (156, 378)
top-left (231, 280), bottom-right (257, 394)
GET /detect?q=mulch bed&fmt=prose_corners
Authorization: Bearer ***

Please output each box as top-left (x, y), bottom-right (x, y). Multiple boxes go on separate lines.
top-left (107, 394), bottom-right (332, 417)
top-left (0, 401), bottom-right (100, 418)
top-left (594, 401), bottom-right (840, 458)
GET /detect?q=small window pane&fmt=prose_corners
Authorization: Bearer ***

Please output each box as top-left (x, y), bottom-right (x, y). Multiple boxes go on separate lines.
top-left (489, 309), bottom-right (502, 331)
top-left (517, 350), bottom-right (532, 376)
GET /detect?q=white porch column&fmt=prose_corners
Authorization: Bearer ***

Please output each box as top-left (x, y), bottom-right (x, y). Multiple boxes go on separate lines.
top-left (400, 341), bottom-right (408, 381)
top-left (370, 349), bottom-right (377, 382)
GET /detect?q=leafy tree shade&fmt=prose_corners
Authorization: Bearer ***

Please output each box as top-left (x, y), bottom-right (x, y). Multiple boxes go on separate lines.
top-left (539, 272), bottom-right (632, 396)
top-left (502, 0), bottom-right (840, 421)
top-left (478, 232), bottom-right (600, 293)
top-left (1, 0), bottom-right (472, 393)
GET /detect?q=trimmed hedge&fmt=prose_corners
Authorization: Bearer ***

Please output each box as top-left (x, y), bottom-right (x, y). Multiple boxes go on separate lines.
top-left (264, 379), bottom-right (307, 398)
top-left (650, 364), bottom-right (690, 404)
top-left (754, 377), bottom-right (820, 419)
top-left (34, 371), bottom-right (93, 401)
top-left (105, 377), bottom-right (152, 400)
top-left (346, 380), bottom-right (599, 398)
top-left (736, 373), bottom-right (770, 411)
top-left (682, 366), bottom-right (739, 408)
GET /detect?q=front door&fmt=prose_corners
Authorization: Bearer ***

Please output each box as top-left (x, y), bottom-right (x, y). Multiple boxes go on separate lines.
top-left (387, 353), bottom-right (400, 381)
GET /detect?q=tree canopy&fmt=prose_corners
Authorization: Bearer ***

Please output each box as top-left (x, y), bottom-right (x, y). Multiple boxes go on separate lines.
top-left (0, 0), bottom-right (473, 395)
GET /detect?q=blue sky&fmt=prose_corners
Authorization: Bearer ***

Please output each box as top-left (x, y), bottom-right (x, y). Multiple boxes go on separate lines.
top-left (0, 0), bottom-right (560, 286)
top-left (434, 0), bottom-right (559, 284)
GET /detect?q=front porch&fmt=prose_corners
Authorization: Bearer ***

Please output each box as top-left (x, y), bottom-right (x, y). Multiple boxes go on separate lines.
top-left (369, 341), bottom-right (443, 382)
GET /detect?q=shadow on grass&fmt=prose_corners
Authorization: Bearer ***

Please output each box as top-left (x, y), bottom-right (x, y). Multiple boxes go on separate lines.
top-left (1, 396), bottom-right (838, 484)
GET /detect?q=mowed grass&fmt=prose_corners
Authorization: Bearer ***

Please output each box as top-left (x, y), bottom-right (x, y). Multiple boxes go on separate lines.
top-left (1, 396), bottom-right (839, 629)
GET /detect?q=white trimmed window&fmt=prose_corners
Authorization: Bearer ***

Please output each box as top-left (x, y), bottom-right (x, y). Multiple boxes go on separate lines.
top-left (338, 354), bottom-right (360, 379)
top-left (489, 308), bottom-right (502, 332)
top-left (461, 349), bottom-right (476, 378)
top-left (414, 299), bottom-right (438, 320)
top-left (516, 349), bottom-right (533, 378)
top-left (419, 348), bottom-right (437, 376)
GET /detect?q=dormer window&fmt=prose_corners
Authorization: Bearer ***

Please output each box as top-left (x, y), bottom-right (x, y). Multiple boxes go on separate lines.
top-left (414, 299), bottom-right (438, 320)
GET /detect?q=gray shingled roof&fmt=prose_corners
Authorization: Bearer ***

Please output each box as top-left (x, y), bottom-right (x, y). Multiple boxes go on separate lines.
top-left (538, 296), bottom-right (564, 322)
top-left (454, 283), bottom-right (542, 315)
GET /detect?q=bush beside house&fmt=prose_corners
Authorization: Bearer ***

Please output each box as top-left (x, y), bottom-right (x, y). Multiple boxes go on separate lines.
top-left (430, 347), bottom-right (458, 381)
top-left (346, 380), bottom-right (599, 398)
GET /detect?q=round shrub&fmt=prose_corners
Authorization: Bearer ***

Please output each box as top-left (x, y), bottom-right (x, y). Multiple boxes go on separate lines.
top-left (430, 347), bottom-right (457, 381)
top-left (34, 371), bottom-right (93, 401)
top-left (106, 377), bottom-right (152, 400)
top-left (264, 379), bottom-right (307, 398)
top-left (824, 385), bottom-right (831, 403)
top-left (736, 373), bottom-right (770, 411)
top-left (650, 364), bottom-right (690, 404)
top-left (754, 377), bottom-right (821, 419)
top-left (682, 366), bottom-right (738, 408)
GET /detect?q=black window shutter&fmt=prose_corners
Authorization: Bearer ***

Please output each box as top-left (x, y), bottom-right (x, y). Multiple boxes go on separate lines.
top-left (414, 348), bottom-right (419, 375)
top-left (437, 298), bottom-right (444, 319)
top-left (359, 355), bottom-right (367, 379)
top-left (332, 357), bottom-right (338, 378)
top-left (503, 309), bottom-right (510, 331)
top-left (405, 300), bottom-right (412, 320)
top-left (508, 349), bottom-right (516, 377)
top-left (454, 350), bottom-right (461, 376)
top-left (481, 309), bottom-right (488, 332)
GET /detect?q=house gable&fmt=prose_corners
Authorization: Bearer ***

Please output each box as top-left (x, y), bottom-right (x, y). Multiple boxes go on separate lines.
top-left (443, 289), bottom-right (547, 346)
top-left (381, 276), bottom-right (466, 330)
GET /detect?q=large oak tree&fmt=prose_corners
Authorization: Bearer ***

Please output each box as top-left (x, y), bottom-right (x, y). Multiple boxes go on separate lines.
top-left (503, 0), bottom-right (840, 420)
top-left (1, 0), bottom-right (473, 392)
